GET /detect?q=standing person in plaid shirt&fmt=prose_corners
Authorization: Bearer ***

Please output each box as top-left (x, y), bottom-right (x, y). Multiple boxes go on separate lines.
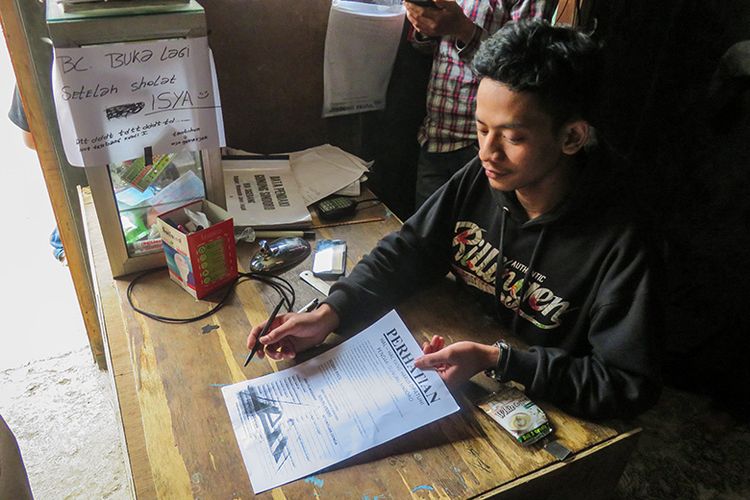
top-left (405, 0), bottom-right (550, 208)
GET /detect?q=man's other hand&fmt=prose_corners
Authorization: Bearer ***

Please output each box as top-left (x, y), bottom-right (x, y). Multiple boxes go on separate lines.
top-left (415, 337), bottom-right (499, 386)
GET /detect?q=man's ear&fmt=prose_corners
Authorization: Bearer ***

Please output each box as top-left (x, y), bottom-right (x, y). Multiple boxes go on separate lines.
top-left (561, 120), bottom-right (590, 155)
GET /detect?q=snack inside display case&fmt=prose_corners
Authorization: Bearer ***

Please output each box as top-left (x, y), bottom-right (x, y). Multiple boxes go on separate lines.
top-left (86, 148), bottom-right (222, 278)
top-left (109, 151), bottom-right (205, 257)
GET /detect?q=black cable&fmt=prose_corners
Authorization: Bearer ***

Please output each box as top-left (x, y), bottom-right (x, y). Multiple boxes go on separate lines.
top-left (354, 198), bottom-right (382, 210)
top-left (354, 198), bottom-right (380, 205)
top-left (244, 272), bottom-right (296, 312)
top-left (126, 267), bottom-right (296, 324)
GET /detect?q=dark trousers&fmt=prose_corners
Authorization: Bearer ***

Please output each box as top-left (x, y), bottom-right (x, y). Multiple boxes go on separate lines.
top-left (414, 144), bottom-right (478, 208)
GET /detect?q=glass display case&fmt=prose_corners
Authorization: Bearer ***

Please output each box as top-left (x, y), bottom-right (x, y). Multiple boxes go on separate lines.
top-left (111, 150), bottom-right (205, 257)
top-left (45, 0), bottom-right (224, 277)
top-left (87, 149), bottom-right (223, 277)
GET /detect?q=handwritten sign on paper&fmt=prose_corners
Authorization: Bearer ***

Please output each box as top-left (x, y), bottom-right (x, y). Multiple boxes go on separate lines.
top-left (52, 36), bottom-right (225, 167)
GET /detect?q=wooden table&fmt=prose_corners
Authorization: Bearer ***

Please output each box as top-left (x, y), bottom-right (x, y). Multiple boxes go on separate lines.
top-left (82, 188), bottom-right (639, 499)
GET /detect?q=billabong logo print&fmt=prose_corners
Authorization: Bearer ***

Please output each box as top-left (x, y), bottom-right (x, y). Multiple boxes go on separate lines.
top-left (451, 221), bottom-right (570, 329)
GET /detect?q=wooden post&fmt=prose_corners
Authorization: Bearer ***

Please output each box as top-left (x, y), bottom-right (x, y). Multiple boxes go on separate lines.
top-left (0, 0), bottom-right (105, 368)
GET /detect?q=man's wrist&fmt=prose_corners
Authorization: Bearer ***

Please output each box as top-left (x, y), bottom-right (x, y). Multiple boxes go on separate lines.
top-left (315, 303), bottom-right (340, 332)
top-left (455, 19), bottom-right (478, 47)
top-left (483, 343), bottom-right (501, 371)
top-left (484, 340), bottom-right (511, 382)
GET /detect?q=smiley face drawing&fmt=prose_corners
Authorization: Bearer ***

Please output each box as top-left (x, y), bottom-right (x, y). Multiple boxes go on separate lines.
top-left (197, 90), bottom-right (210, 99)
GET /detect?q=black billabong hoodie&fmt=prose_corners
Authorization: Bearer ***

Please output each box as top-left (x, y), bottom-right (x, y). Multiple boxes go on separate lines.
top-left (325, 151), bottom-right (662, 419)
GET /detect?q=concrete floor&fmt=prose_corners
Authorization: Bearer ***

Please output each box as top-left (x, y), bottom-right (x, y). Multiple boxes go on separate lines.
top-left (0, 28), bottom-right (131, 499)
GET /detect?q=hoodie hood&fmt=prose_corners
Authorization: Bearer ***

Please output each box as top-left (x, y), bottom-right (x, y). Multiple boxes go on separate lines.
top-left (488, 144), bottom-right (619, 229)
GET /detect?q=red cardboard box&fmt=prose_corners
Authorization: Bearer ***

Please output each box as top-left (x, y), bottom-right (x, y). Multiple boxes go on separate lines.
top-left (156, 200), bottom-right (237, 299)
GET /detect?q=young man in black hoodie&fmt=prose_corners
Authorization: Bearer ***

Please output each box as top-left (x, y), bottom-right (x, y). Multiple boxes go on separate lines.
top-left (248, 19), bottom-right (662, 419)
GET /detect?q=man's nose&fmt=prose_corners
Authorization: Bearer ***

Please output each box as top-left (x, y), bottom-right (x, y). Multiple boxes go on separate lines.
top-left (480, 135), bottom-right (504, 161)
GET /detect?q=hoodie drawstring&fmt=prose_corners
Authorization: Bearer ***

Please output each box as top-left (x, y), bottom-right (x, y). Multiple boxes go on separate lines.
top-left (494, 207), bottom-right (509, 320)
top-left (494, 207), bottom-right (547, 336)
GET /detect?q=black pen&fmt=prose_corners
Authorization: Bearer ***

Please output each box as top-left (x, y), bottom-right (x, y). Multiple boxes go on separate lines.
top-left (245, 299), bottom-right (285, 366)
top-left (296, 298), bottom-right (319, 313)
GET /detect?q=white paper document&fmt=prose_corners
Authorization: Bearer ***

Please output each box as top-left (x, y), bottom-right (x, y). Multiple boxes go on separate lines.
top-left (334, 178), bottom-right (363, 197)
top-left (52, 37), bottom-right (225, 167)
top-left (323, 1), bottom-right (405, 117)
top-left (223, 156), bottom-right (312, 228)
top-left (226, 144), bottom-right (371, 206)
top-left (289, 144), bottom-right (370, 205)
top-left (222, 310), bottom-right (459, 493)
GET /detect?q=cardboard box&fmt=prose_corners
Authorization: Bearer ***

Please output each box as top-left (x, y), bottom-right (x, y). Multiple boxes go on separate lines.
top-left (156, 200), bottom-right (237, 299)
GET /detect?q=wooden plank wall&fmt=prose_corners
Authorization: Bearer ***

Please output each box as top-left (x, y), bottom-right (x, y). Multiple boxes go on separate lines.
top-left (204, 0), bottom-right (367, 155)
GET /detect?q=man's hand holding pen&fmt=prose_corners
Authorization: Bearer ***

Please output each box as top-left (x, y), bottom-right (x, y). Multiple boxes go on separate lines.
top-left (246, 302), bottom-right (341, 362)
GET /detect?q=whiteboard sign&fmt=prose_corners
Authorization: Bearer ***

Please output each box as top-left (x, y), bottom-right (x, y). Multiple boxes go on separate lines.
top-left (52, 36), bottom-right (225, 167)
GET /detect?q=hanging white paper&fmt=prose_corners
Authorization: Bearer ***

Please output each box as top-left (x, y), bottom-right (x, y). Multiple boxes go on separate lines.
top-left (323, 1), bottom-right (405, 117)
top-left (52, 36), bottom-right (225, 167)
top-left (222, 310), bottom-right (459, 493)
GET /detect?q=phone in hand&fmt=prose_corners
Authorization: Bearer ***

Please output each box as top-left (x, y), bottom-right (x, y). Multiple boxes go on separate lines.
top-left (404, 0), bottom-right (438, 8)
top-left (312, 240), bottom-right (347, 279)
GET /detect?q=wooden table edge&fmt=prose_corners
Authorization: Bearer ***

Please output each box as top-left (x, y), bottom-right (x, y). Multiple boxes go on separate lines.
top-left (474, 427), bottom-right (642, 500)
top-left (81, 187), bottom-right (157, 499)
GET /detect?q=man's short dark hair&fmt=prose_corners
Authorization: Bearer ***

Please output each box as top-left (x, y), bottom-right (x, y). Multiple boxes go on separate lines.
top-left (473, 19), bottom-right (602, 128)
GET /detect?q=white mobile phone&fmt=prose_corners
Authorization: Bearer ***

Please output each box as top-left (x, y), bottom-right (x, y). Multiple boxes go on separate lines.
top-left (312, 240), bottom-right (347, 279)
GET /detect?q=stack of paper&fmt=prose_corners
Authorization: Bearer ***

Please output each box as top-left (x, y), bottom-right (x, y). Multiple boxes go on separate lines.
top-left (222, 156), bottom-right (312, 228)
top-left (323, 1), bottom-right (405, 117)
top-left (289, 144), bottom-right (370, 205)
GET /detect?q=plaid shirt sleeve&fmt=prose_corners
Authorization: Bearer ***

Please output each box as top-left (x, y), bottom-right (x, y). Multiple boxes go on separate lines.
top-left (407, 24), bottom-right (440, 55)
top-left (419, 0), bottom-right (550, 152)
top-left (457, 0), bottom-right (549, 61)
